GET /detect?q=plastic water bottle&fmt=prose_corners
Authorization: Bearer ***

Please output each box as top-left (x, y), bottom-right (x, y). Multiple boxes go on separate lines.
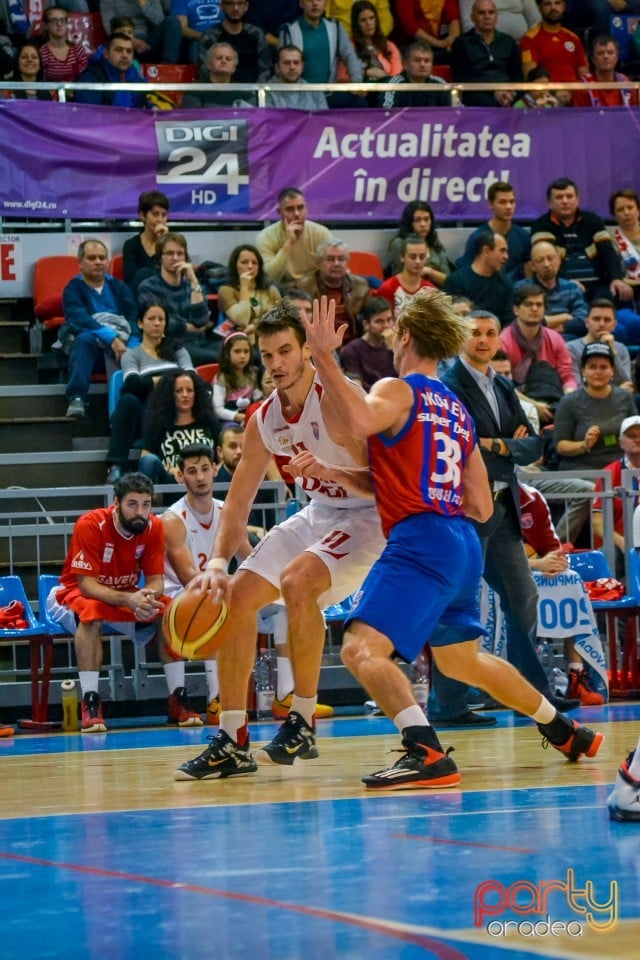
top-left (61, 679), bottom-right (79, 732)
top-left (254, 648), bottom-right (274, 719)
top-left (536, 640), bottom-right (554, 681)
top-left (29, 319), bottom-right (43, 354)
top-left (410, 649), bottom-right (430, 714)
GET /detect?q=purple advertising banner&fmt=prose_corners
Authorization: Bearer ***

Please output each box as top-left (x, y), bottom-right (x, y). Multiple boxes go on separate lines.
top-left (0, 101), bottom-right (638, 222)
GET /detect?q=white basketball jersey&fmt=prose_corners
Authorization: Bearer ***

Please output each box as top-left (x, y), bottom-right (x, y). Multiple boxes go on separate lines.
top-left (255, 373), bottom-right (368, 508)
top-left (163, 495), bottom-right (224, 597)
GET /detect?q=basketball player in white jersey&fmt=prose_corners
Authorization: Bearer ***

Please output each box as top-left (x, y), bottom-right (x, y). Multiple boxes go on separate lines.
top-left (175, 301), bottom-right (386, 780)
top-left (160, 443), bottom-right (229, 727)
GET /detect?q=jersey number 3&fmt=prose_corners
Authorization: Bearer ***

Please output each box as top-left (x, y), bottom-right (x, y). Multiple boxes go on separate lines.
top-left (431, 432), bottom-right (462, 486)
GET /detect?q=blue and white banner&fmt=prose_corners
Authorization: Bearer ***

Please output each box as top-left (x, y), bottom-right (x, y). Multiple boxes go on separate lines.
top-left (480, 570), bottom-right (608, 698)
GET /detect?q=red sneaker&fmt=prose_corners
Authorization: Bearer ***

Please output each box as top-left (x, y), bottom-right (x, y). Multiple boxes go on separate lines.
top-left (81, 692), bottom-right (106, 733)
top-left (167, 687), bottom-right (203, 727)
top-left (567, 668), bottom-right (604, 706)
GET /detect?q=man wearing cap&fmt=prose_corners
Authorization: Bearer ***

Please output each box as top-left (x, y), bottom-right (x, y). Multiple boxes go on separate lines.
top-left (554, 341), bottom-right (636, 472)
top-left (592, 416), bottom-right (640, 568)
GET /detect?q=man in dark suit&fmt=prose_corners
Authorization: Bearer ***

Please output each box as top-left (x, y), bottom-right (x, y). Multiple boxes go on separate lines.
top-left (431, 309), bottom-right (579, 722)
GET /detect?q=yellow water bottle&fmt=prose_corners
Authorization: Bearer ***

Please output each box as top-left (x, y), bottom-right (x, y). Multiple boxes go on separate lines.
top-left (61, 679), bottom-right (79, 732)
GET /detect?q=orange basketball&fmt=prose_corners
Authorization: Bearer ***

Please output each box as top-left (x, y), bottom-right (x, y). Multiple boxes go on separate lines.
top-left (164, 589), bottom-right (229, 660)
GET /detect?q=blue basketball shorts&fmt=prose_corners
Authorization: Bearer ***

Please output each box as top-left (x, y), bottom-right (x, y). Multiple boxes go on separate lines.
top-left (344, 512), bottom-right (486, 663)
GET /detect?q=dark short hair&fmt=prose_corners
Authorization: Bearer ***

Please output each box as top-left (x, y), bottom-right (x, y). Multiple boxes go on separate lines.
top-left (113, 472), bottom-right (154, 498)
top-left (514, 284), bottom-right (546, 307)
top-left (591, 33), bottom-right (618, 55)
top-left (473, 230), bottom-right (498, 258)
top-left (492, 349), bottom-right (509, 362)
top-left (361, 296), bottom-right (392, 323)
top-left (177, 443), bottom-right (215, 469)
top-left (403, 39), bottom-right (433, 59)
top-left (588, 298), bottom-right (616, 315)
top-left (278, 187), bottom-right (304, 206)
top-left (487, 181), bottom-right (514, 203)
top-left (218, 423), bottom-right (244, 445)
top-left (256, 301), bottom-right (306, 346)
top-left (547, 177), bottom-right (578, 200)
top-left (278, 44), bottom-right (304, 61)
top-left (139, 190), bottom-right (169, 215)
top-left (106, 31), bottom-right (134, 49)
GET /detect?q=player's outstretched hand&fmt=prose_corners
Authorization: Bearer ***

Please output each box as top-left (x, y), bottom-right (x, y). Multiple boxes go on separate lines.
top-left (187, 568), bottom-right (231, 606)
top-left (304, 296), bottom-right (348, 356)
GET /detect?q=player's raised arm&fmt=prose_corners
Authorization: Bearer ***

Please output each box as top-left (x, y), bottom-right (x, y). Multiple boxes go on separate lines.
top-left (306, 297), bottom-right (413, 439)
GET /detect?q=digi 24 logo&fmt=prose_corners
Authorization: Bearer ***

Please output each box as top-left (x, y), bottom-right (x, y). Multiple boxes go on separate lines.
top-left (154, 119), bottom-right (249, 204)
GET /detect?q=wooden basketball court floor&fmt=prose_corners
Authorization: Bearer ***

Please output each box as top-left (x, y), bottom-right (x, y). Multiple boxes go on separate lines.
top-left (1, 701), bottom-right (639, 960)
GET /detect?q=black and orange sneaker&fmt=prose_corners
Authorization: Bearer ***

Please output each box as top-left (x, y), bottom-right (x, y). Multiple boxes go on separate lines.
top-left (538, 716), bottom-right (604, 762)
top-left (567, 668), bottom-right (604, 706)
top-left (362, 737), bottom-right (461, 790)
top-left (167, 686), bottom-right (203, 727)
top-left (81, 691), bottom-right (106, 734)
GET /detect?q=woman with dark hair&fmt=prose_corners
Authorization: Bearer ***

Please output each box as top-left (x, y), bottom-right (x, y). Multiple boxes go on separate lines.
top-left (139, 369), bottom-right (220, 485)
top-left (349, 1), bottom-right (401, 81)
top-left (217, 245), bottom-right (281, 342)
top-left (105, 302), bottom-right (195, 482)
top-left (388, 201), bottom-right (452, 285)
top-left (2, 43), bottom-right (52, 100)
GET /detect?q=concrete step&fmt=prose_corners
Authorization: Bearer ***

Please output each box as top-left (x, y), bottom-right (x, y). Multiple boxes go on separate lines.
top-left (0, 353), bottom-right (39, 384)
top-left (0, 417), bottom-right (75, 453)
top-left (0, 383), bottom-right (109, 432)
top-left (0, 449), bottom-right (109, 487)
top-left (0, 321), bottom-right (28, 353)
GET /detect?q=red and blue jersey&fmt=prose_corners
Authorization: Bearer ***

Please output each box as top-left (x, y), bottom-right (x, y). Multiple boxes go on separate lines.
top-left (368, 374), bottom-right (477, 537)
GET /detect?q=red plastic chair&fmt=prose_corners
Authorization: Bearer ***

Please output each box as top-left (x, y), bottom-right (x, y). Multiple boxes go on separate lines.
top-left (195, 363), bottom-right (220, 383)
top-left (109, 254), bottom-right (124, 280)
top-left (348, 251), bottom-right (385, 282)
top-left (143, 64), bottom-right (198, 107)
top-left (33, 256), bottom-right (79, 331)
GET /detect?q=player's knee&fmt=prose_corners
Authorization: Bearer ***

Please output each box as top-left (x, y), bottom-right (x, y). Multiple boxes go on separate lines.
top-left (280, 565), bottom-right (325, 605)
top-left (340, 629), bottom-right (369, 673)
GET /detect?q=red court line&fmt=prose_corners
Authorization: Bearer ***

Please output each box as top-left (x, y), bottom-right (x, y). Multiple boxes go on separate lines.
top-left (0, 849), bottom-right (469, 960)
top-left (393, 834), bottom-right (535, 854)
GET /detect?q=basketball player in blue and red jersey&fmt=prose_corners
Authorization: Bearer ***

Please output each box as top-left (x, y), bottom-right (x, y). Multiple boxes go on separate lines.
top-left (296, 291), bottom-right (604, 789)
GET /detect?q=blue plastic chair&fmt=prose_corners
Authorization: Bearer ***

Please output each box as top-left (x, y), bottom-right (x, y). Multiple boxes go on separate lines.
top-left (0, 575), bottom-right (55, 726)
top-left (108, 369), bottom-right (124, 421)
top-left (569, 550), bottom-right (640, 692)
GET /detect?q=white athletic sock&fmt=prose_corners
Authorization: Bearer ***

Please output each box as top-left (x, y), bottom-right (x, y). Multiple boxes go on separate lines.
top-left (163, 660), bottom-right (185, 695)
top-left (629, 737), bottom-right (640, 778)
top-left (394, 705), bottom-right (429, 733)
top-left (568, 662), bottom-right (582, 673)
top-left (532, 696), bottom-right (556, 725)
top-left (78, 671), bottom-right (100, 699)
top-left (276, 657), bottom-right (294, 700)
top-left (204, 659), bottom-right (219, 700)
top-left (220, 710), bottom-right (248, 745)
top-left (291, 695), bottom-right (316, 727)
